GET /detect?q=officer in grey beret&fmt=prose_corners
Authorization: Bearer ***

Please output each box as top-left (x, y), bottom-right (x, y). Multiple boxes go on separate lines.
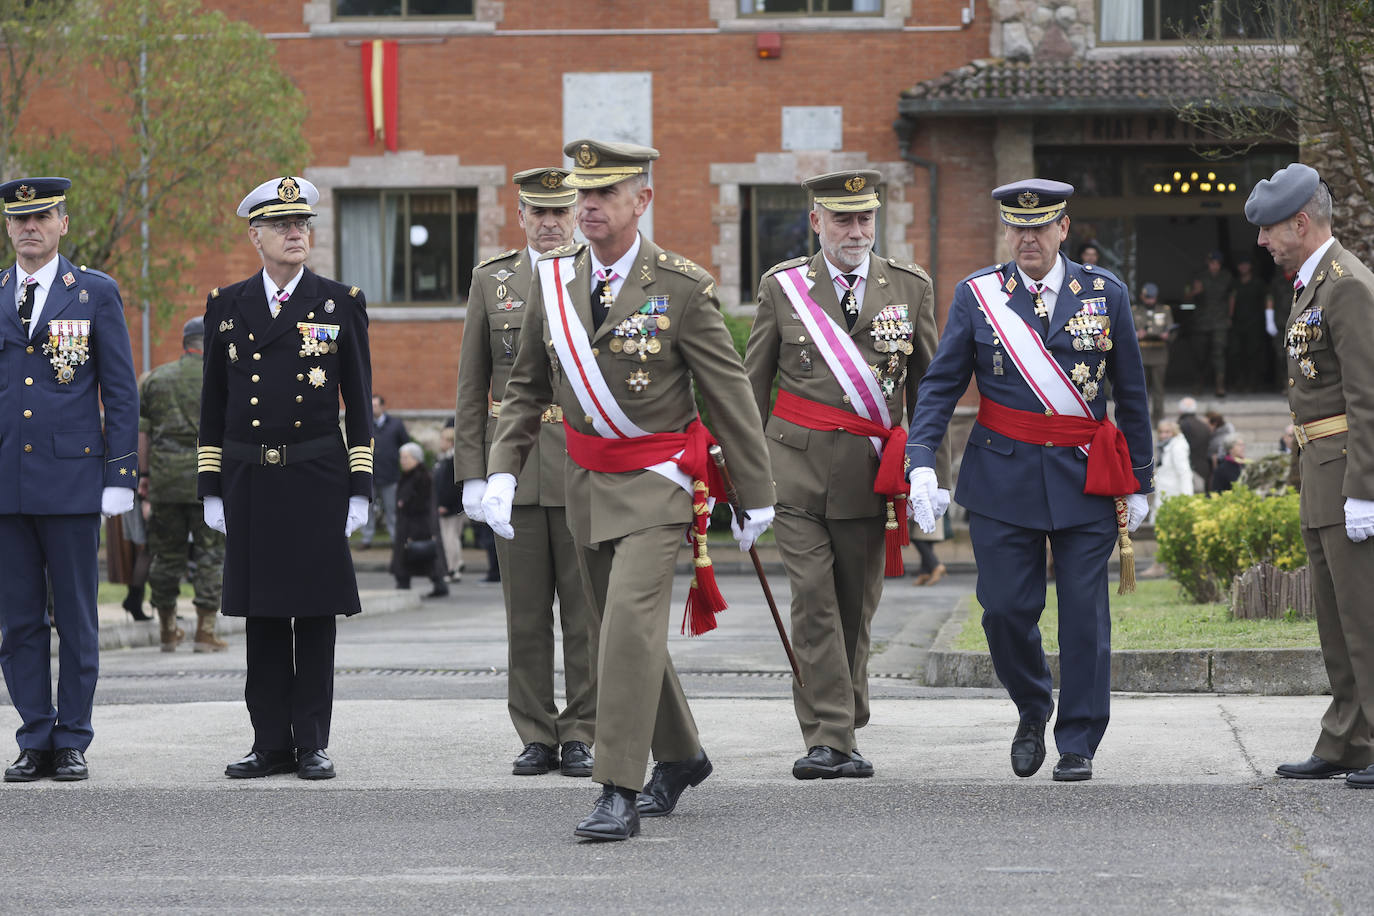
top-left (1250, 163), bottom-right (1374, 789)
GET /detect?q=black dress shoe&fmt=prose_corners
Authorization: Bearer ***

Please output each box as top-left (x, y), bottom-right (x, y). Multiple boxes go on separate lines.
top-left (792, 745), bottom-right (857, 780)
top-left (423, 584), bottom-right (449, 599)
top-left (52, 748), bottom-right (89, 781)
top-left (4, 749), bottom-right (54, 782)
top-left (1011, 719), bottom-right (1047, 778)
top-left (297, 749), bottom-right (336, 780)
top-left (559, 741), bottom-right (594, 777)
top-left (1346, 764), bottom-right (1374, 789)
top-left (225, 749), bottom-right (297, 779)
top-left (1276, 755), bottom-right (1359, 779)
top-left (512, 742), bottom-right (558, 775)
top-left (575, 785), bottom-right (640, 841)
top-left (1052, 752), bottom-right (1093, 782)
top-left (636, 749), bottom-right (712, 816)
top-left (848, 748), bottom-right (875, 778)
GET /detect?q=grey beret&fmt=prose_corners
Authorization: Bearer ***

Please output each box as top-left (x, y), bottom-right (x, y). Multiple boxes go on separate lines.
top-left (1245, 163), bottom-right (1320, 226)
top-left (182, 315), bottom-right (204, 338)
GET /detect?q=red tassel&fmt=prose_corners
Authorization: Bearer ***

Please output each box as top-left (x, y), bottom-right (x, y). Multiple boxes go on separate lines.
top-left (681, 482), bottom-right (727, 636)
top-left (884, 499), bottom-right (904, 577)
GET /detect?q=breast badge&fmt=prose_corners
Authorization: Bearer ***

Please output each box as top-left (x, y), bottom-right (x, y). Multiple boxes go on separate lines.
top-left (228, 343), bottom-right (239, 363)
top-left (43, 319), bottom-right (92, 384)
top-left (307, 366), bottom-right (327, 388)
top-left (324, 298), bottom-right (336, 314)
top-left (1067, 300), bottom-right (1112, 351)
top-left (219, 319), bottom-right (235, 333)
top-left (627, 368), bottom-right (651, 392)
top-left (79, 289), bottom-right (89, 304)
top-left (298, 321), bottom-right (340, 357)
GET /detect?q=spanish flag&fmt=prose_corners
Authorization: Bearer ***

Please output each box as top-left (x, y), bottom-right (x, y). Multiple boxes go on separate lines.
top-left (361, 39), bottom-right (399, 151)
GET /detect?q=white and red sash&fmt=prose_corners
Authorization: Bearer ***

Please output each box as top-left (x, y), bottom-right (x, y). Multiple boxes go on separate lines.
top-left (538, 253), bottom-right (691, 494)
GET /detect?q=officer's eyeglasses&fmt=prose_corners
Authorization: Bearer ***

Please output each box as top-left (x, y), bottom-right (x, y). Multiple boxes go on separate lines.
top-left (256, 219), bottom-right (313, 235)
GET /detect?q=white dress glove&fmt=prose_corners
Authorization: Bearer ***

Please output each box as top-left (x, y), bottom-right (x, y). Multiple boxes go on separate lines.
top-left (907, 467), bottom-right (940, 534)
top-left (461, 478), bottom-right (487, 522)
top-left (345, 495), bottom-right (370, 537)
top-left (1125, 493), bottom-right (1149, 533)
top-left (101, 486), bottom-right (135, 519)
top-left (481, 472), bottom-right (517, 540)
top-left (730, 506), bottom-right (776, 552)
top-left (203, 495), bottom-right (227, 535)
top-left (1345, 497), bottom-right (1374, 542)
top-left (1264, 308), bottom-right (1279, 338)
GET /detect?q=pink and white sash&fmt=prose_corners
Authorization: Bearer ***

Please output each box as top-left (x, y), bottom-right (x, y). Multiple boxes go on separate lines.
top-left (538, 254), bottom-right (692, 493)
top-left (774, 266), bottom-right (890, 456)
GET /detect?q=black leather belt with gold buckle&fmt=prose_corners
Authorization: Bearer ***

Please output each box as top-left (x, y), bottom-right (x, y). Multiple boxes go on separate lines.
top-left (223, 434), bottom-right (339, 468)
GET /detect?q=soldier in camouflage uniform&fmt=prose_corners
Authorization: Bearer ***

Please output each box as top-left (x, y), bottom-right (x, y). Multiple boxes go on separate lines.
top-left (139, 316), bottom-right (226, 652)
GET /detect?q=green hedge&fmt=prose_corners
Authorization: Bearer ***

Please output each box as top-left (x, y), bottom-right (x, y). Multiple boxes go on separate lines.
top-left (1154, 486), bottom-right (1306, 603)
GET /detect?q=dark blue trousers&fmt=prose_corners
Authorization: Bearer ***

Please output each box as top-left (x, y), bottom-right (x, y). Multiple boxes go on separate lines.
top-left (968, 510), bottom-right (1116, 758)
top-left (0, 513), bottom-right (101, 752)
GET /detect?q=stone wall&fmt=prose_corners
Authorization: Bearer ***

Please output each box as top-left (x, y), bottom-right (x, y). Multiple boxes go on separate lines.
top-left (994, 0), bottom-right (1097, 60)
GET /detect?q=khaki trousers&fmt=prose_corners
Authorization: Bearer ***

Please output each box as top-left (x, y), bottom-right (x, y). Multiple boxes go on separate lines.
top-left (577, 524), bottom-right (700, 789)
top-left (496, 506), bottom-right (599, 749)
top-left (775, 506), bottom-right (885, 752)
top-left (1305, 523), bottom-right (1374, 768)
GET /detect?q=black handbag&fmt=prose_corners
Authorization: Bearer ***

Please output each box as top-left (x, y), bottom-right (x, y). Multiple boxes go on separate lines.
top-left (403, 538), bottom-right (438, 572)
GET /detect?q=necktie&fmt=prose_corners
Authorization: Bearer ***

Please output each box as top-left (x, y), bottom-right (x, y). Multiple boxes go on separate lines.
top-left (1031, 282), bottom-right (1049, 333)
top-left (18, 277), bottom-right (36, 336)
top-left (271, 288), bottom-right (289, 319)
top-left (591, 268), bottom-right (616, 329)
top-left (1292, 276), bottom-right (1304, 308)
top-left (837, 273), bottom-right (860, 330)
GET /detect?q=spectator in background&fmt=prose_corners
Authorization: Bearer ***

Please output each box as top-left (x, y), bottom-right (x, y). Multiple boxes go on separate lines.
top-left (1189, 250), bottom-right (1235, 398)
top-left (1177, 396), bottom-right (1213, 493)
top-left (1206, 410), bottom-right (1235, 478)
top-left (1279, 424), bottom-right (1297, 454)
top-left (1229, 258), bottom-right (1272, 392)
top-left (1132, 282), bottom-right (1172, 426)
top-left (1148, 419), bottom-right (1193, 525)
top-left (1269, 264), bottom-right (1298, 390)
top-left (1077, 242), bottom-right (1101, 266)
top-left (433, 419), bottom-right (463, 584)
top-left (390, 442), bottom-right (448, 598)
top-left (361, 394), bottom-right (409, 549)
top-left (1210, 435), bottom-right (1247, 493)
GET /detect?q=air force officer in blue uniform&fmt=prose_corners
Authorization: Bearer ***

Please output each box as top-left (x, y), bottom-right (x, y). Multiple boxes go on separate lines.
top-left (906, 181), bottom-right (1153, 782)
top-left (0, 177), bottom-right (139, 782)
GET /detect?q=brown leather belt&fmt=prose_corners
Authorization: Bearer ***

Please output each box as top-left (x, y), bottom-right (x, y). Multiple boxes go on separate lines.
top-left (1292, 412), bottom-right (1347, 449)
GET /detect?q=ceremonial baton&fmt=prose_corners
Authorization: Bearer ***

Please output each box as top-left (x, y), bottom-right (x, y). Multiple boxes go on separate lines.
top-left (707, 444), bottom-right (804, 686)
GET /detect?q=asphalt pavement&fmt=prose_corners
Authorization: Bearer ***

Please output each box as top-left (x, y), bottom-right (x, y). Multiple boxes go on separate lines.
top-left (3, 565), bottom-right (1372, 913)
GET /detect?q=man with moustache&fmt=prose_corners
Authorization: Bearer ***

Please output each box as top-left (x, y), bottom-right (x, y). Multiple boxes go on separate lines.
top-left (744, 170), bottom-right (945, 779)
top-left (454, 167), bottom-right (598, 778)
top-left (483, 139), bottom-right (774, 840)
top-left (0, 176), bottom-right (138, 783)
top-left (906, 180), bottom-right (1153, 782)
top-left (198, 176), bottom-right (373, 780)
top-left (1248, 164), bottom-right (1374, 789)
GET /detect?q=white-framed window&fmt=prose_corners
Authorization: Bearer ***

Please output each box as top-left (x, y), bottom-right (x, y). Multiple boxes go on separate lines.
top-left (334, 0), bottom-right (473, 17)
top-left (336, 189), bottom-right (477, 306)
top-left (739, 0), bottom-right (883, 13)
top-left (1099, 0), bottom-right (1292, 43)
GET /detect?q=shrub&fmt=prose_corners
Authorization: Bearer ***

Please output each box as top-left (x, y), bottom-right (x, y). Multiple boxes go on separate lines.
top-left (1154, 485), bottom-right (1304, 603)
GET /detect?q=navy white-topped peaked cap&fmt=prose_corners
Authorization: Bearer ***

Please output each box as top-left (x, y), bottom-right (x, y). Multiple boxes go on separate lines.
top-left (1244, 163), bottom-right (1320, 227)
top-left (991, 179), bottom-right (1075, 227)
top-left (237, 176), bottom-right (319, 220)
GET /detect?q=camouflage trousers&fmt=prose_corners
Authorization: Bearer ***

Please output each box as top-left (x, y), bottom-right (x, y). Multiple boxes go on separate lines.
top-left (147, 501), bottom-right (225, 612)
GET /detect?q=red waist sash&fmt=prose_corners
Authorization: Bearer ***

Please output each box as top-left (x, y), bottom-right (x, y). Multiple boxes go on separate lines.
top-left (771, 389), bottom-right (908, 498)
top-left (976, 396), bottom-right (1137, 497)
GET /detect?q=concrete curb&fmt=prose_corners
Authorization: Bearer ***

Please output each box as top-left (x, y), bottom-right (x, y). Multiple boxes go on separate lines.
top-left (923, 602), bottom-right (1331, 695)
top-left (88, 589), bottom-right (422, 654)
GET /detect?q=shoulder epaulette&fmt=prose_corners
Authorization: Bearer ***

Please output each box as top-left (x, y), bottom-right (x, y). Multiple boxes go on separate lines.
top-left (885, 256), bottom-right (930, 281)
top-left (209, 287), bottom-right (220, 299)
top-left (762, 255), bottom-right (811, 280)
top-left (541, 242), bottom-right (582, 259)
top-left (476, 248), bottom-right (520, 269)
top-left (348, 286), bottom-right (361, 298)
top-left (657, 250), bottom-right (707, 279)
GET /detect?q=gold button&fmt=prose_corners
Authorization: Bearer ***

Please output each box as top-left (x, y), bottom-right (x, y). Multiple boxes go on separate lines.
top-left (1289, 378), bottom-right (1295, 386)
top-left (307, 312), bottom-right (314, 319)
top-left (252, 352), bottom-right (261, 360)
top-left (296, 374), bottom-right (304, 381)
top-left (250, 397), bottom-right (259, 405)
top-left (585, 414), bottom-right (594, 425)
top-left (251, 419), bottom-right (261, 428)
top-left (1342, 448), bottom-right (1348, 455)
top-left (985, 438), bottom-right (991, 445)
top-left (842, 395), bottom-right (850, 403)
top-left (798, 335), bottom-right (807, 343)
top-left (295, 395), bottom-right (303, 403)
top-left (84, 447), bottom-right (90, 454)
top-left (23, 409), bottom-right (31, 418)
top-left (1045, 408), bottom-right (1054, 416)
top-left (503, 323), bottom-right (510, 330)
top-left (252, 374), bottom-right (261, 382)
top-left (24, 377), bottom-right (32, 386)
top-left (248, 333), bottom-right (255, 341)
top-left (1046, 441), bottom-right (1055, 447)
top-left (294, 421), bottom-right (302, 428)
top-left (25, 345), bottom-right (33, 354)
top-left (24, 444), bottom-right (32, 452)
top-left (592, 348), bottom-right (599, 356)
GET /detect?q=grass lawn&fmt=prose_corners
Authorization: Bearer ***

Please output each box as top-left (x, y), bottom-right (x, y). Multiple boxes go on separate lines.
top-left (951, 578), bottom-right (1321, 652)
top-left (97, 582), bottom-right (194, 606)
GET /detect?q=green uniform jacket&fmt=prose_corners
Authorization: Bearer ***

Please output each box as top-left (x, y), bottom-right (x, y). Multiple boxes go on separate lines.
top-left (489, 236), bottom-right (774, 545)
top-left (453, 247), bottom-right (566, 506)
top-left (745, 251), bottom-right (949, 517)
top-left (1286, 239), bottom-right (1374, 528)
top-left (140, 352), bottom-right (203, 504)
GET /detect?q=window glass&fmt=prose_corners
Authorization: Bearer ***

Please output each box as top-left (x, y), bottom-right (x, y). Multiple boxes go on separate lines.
top-left (740, 185), bottom-right (883, 302)
top-left (337, 189), bottom-right (476, 305)
top-left (739, 0), bottom-right (882, 14)
top-left (1099, 0), bottom-right (1291, 42)
top-left (335, 0), bottom-right (472, 17)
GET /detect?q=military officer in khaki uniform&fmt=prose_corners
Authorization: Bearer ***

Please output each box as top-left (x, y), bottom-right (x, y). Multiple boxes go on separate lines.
top-left (744, 171), bottom-right (945, 779)
top-left (484, 139), bottom-right (775, 840)
top-left (1248, 164), bottom-right (1374, 789)
top-left (453, 167), bottom-right (598, 778)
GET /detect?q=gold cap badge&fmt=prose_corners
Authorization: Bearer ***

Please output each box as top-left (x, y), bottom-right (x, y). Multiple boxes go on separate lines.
top-left (575, 144), bottom-right (598, 168)
top-left (16, 185), bottom-right (35, 202)
top-left (844, 176), bottom-right (866, 193)
top-left (541, 172), bottom-right (563, 189)
top-left (1017, 191), bottom-right (1040, 208)
top-left (278, 177), bottom-right (300, 203)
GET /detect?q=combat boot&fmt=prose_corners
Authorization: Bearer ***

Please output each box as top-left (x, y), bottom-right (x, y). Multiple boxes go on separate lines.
top-left (157, 608), bottom-right (184, 653)
top-left (193, 609), bottom-right (228, 653)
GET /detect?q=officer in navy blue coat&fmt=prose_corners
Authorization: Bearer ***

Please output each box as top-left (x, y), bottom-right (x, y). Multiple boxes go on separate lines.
top-left (198, 176), bottom-right (373, 781)
top-left (0, 176), bottom-right (139, 783)
top-left (906, 180), bottom-right (1153, 782)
